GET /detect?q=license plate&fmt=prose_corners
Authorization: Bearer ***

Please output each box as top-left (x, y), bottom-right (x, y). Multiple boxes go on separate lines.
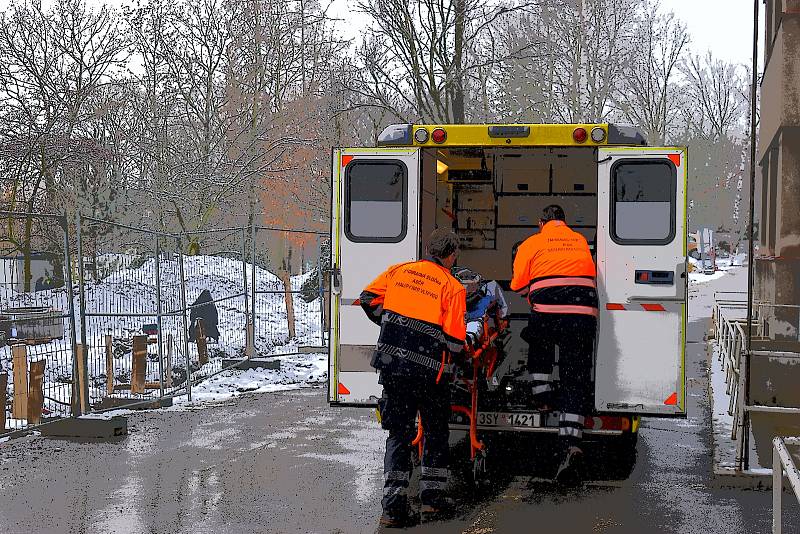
top-left (476, 412), bottom-right (541, 428)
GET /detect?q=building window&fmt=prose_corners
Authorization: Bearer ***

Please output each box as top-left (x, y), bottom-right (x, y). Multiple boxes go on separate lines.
top-left (345, 160), bottom-right (407, 242)
top-left (611, 160), bottom-right (676, 245)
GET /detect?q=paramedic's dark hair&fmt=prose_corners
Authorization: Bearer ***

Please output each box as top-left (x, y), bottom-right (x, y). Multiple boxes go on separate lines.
top-left (428, 228), bottom-right (459, 259)
top-left (541, 204), bottom-right (565, 223)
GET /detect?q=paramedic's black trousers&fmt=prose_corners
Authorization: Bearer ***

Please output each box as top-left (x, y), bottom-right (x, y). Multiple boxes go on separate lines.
top-left (527, 312), bottom-right (597, 450)
top-left (378, 372), bottom-right (450, 515)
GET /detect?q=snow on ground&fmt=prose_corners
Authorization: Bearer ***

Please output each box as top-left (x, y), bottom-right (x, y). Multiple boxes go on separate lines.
top-left (710, 340), bottom-right (737, 470)
top-left (171, 352), bottom-right (328, 406)
top-left (688, 255), bottom-right (744, 285)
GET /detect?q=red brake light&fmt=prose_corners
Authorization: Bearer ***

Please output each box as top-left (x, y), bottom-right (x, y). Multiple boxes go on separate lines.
top-left (573, 128), bottom-right (588, 143)
top-left (432, 128), bottom-right (447, 143)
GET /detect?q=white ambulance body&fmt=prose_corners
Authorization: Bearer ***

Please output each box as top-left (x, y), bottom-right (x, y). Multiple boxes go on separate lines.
top-left (328, 124), bottom-right (687, 427)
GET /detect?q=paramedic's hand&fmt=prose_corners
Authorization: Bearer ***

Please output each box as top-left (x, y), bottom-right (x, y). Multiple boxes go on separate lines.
top-left (465, 332), bottom-right (479, 350)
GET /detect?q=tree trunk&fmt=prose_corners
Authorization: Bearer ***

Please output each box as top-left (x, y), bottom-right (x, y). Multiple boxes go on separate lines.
top-left (22, 213), bottom-right (33, 292)
top-left (452, 0), bottom-right (466, 124)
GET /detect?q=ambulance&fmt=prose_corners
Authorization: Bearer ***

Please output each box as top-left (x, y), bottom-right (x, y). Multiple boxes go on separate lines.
top-left (327, 123), bottom-right (687, 475)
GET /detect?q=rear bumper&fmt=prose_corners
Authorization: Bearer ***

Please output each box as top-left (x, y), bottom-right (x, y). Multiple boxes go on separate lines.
top-left (448, 423), bottom-right (626, 436)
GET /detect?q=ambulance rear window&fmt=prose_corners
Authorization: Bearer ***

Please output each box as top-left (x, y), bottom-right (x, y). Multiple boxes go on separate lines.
top-left (345, 160), bottom-right (407, 242)
top-left (611, 160), bottom-right (675, 245)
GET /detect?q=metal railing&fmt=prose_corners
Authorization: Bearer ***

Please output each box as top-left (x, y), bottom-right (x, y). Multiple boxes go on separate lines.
top-left (773, 436), bottom-right (800, 534)
top-left (714, 294), bottom-right (800, 470)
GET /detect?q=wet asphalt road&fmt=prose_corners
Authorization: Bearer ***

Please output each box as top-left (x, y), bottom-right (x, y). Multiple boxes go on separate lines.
top-left (1, 268), bottom-right (799, 534)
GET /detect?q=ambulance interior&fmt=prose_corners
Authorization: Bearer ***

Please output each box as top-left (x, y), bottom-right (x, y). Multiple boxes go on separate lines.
top-left (418, 147), bottom-right (599, 409)
top-left (419, 147), bottom-right (598, 313)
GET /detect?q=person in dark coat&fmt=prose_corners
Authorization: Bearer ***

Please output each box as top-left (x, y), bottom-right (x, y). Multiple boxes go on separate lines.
top-left (188, 290), bottom-right (220, 343)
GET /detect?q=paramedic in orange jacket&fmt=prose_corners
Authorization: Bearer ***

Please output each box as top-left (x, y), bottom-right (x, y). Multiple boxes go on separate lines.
top-left (511, 205), bottom-right (598, 486)
top-left (360, 229), bottom-right (466, 527)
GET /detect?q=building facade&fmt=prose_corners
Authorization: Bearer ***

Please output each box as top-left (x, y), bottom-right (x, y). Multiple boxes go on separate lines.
top-left (756, 0), bottom-right (800, 338)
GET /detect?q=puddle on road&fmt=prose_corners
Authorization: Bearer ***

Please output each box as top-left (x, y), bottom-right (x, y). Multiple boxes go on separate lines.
top-left (299, 427), bottom-right (383, 505)
top-left (90, 474), bottom-right (147, 534)
top-left (186, 426), bottom-right (241, 450)
top-left (187, 468), bottom-right (223, 528)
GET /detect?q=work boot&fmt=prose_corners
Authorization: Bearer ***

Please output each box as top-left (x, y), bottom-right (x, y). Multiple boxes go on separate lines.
top-left (554, 446), bottom-right (584, 487)
top-left (379, 507), bottom-right (420, 529)
top-left (420, 496), bottom-right (456, 521)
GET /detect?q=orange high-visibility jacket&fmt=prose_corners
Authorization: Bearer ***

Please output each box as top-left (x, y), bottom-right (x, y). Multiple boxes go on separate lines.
top-left (510, 221), bottom-right (598, 316)
top-left (360, 258), bottom-right (466, 375)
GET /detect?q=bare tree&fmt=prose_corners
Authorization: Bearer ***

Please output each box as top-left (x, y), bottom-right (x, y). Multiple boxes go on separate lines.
top-left (680, 52), bottom-right (747, 140)
top-left (353, 0), bottom-right (528, 124)
top-left (615, 3), bottom-right (688, 144)
top-left (495, 0), bottom-right (639, 123)
top-left (0, 0), bottom-right (128, 288)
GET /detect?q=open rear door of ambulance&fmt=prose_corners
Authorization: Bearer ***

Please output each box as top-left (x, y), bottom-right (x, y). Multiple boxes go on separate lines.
top-left (329, 148), bottom-right (420, 406)
top-left (595, 147), bottom-right (687, 416)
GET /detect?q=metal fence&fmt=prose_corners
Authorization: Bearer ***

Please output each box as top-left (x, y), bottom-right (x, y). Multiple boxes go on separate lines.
top-left (0, 212), bottom-right (78, 430)
top-left (713, 292), bottom-right (800, 471)
top-left (1, 212), bottom-right (328, 434)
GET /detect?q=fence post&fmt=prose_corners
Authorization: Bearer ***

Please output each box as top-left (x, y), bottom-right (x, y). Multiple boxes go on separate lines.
top-left (165, 333), bottom-right (173, 388)
top-left (317, 235), bottom-right (324, 347)
top-left (75, 344), bottom-right (88, 413)
top-left (61, 215), bottom-right (79, 416)
top-left (105, 335), bottom-right (114, 396)
top-left (178, 239), bottom-right (192, 402)
top-left (0, 372), bottom-right (7, 432)
top-left (131, 335), bottom-right (147, 395)
top-left (75, 213), bottom-right (89, 416)
top-left (242, 227), bottom-right (254, 358)
top-left (11, 344), bottom-right (28, 420)
top-left (250, 224), bottom-right (257, 357)
top-left (196, 318), bottom-right (208, 366)
top-left (26, 360), bottom-right (45, 425)
top-left (155, 238), bottom-right (165, 398)
top-left (774, 442), bottom-right (782, 534)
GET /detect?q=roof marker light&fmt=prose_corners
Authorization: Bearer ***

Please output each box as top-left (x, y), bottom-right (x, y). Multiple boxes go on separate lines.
top-left (573, 127), bottom-right (588, 143)
top-left (414, 128), bottom-right (429, 143)
top-left (591, 127), bottom-right (606, 143)
top-left (432, 128), bottom-right (447, 144)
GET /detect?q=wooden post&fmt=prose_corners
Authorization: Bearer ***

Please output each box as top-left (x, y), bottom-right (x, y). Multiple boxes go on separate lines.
top-left (196, 318), bottom-right (208, 366)
top-left (76, 344), bottom-right (88, 414)
top-left (0, 372), bottom-right (7, 432)
top-left (246, 321), bottom-right (255, 359)
top-left (131, 335), bottom-right (147, 395)
top-left (165, 333), bottom-right (173, 388)
top-left (11, 345), bottom-right (28, 419)
top-left (26, 360), bottom-right (45, 425)
top-left (105, 335), bottom-right (114, 396)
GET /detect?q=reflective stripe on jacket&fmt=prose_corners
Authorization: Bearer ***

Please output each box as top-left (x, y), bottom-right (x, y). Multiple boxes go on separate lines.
top-left (360, 257), bottom-right (466, 375)
top-left (510, 221), bottom-right (598, 316)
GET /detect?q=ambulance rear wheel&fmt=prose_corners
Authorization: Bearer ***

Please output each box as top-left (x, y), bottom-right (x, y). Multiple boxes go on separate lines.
top-left (597, 432), bottom-right (638, 480)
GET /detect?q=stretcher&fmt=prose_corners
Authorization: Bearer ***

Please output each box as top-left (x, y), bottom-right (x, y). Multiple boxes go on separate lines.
top-left (412, 304), bottom-right (510, 482)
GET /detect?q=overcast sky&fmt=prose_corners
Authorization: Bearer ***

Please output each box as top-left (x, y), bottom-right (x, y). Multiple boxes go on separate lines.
top-left (0, 0), bottom-right (763, 66)
top-left (328, 0), bottom-right (763, 66)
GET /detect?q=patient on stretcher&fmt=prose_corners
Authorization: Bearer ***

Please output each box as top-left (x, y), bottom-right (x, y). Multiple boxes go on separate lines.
top-left (451, 267), bottom-right (509, 349)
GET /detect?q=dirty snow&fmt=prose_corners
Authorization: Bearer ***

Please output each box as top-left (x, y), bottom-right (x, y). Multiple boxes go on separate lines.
top-left (171, 352), bottom-right (328, 406)
top-left (688, 255), bottom-right (743, 285)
